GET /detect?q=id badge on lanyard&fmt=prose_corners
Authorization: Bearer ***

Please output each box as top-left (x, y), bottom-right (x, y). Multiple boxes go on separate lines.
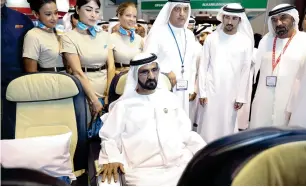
top-left (168, 23), bottom-right (188, 91)
top-left (176, 79), bottom-right (188, 91)
top-left (267, 32), bottom-right (296, 87)
top-left (266, 76), bottom-right (277, 87)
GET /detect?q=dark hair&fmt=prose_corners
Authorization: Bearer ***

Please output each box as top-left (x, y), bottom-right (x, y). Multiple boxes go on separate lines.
top-left (71, 13), bottom-right (79, 20)
top-left (76, 0), bottom-right (101, 9)
top-left (27, 0), bottom-right (56, 13)
top-left (116, 2), bottom-right (137, 17)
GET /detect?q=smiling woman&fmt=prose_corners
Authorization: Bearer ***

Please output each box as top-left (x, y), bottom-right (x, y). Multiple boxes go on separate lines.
top-left (23, 0), bottom-right (65, 73)
top-left (107, 2), bottom-right (144, 76)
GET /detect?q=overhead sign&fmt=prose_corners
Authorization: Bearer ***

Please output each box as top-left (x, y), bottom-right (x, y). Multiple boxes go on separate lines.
top-left (141, 0), bottom-right (267, 11)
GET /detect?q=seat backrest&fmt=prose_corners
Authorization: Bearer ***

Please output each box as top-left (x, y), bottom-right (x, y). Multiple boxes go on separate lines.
top-left (4, 72), bottom-right (88, 180)
top-left (232, 141), bottom-right (306, 186)
top-left (177, 126), bottom-right (306, 186)
top-left (108, 71), bottom-right (172, 105)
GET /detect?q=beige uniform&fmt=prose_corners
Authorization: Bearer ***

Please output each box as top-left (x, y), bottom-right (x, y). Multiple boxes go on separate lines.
top-left (61, 30), bottom-right (109, 98)
top-left (109, 32), bottom-right (143, 72)
top-left (23, 28), bottom-right (64, 68)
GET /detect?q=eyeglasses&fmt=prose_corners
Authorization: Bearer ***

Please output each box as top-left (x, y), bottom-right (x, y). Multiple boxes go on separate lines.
top-left (138, 67), bottom-right (160, 77)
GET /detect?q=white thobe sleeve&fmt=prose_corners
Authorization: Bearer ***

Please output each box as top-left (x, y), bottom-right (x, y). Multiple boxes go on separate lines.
top-left (287, 59), bottom-right (306, 113)
top-left (98, 103), bottom-right (126, 165)
top-left (198, 37), bottom-right (210, 98)
top-left (177, 107), bottom-right (206, 154)
top-left (236, 43), bottom-right (252, 103)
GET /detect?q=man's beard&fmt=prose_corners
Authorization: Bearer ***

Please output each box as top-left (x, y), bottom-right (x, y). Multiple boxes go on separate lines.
top-left (138, 78), bottom-right (157, 90)
top-left (275, 25), bottom-right (290, 36)
top-left (224, 24), bottom-right (234, 32)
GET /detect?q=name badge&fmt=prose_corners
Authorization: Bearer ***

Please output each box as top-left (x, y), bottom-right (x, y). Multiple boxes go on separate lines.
top-left (266, 76), bottom-right (277, 87)
top-left (176, 79), bottom-right (188, 91)
top-left (15, 25), bottom-right (24, 29)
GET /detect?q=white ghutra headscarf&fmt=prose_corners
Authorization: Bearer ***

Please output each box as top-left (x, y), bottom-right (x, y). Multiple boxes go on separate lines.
top-left (147, 0), bottom-right (191, 39)
top-left (108, 16), bottom-right (119, 33)
top-left (107, 53), bottom-right (164, 112)
top-left (137, 19), bottom-right (148, 36)
top-left (267, 4), bottom-right (299, 37)
top-left (195, 23), bottom-right (213, 37)
top-left (216, 3), bottom-right (254, 48)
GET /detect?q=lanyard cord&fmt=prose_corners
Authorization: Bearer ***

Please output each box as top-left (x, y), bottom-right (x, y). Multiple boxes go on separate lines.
top-left (168, 23), bottom-right (187, 74)
top-left (272, 31), bottom-right (296, 72)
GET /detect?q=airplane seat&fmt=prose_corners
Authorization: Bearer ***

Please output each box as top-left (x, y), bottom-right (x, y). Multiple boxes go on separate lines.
top-left (88, 140), bottom-right (126, 186)
top-left (177, 126), bottom-right (306, 186)
top-left (3, 72), bottom-right (88, 185)
top-left (108, 70), bottom-right (128, 106)
top-left (232, 140), bottom-right (306, 186)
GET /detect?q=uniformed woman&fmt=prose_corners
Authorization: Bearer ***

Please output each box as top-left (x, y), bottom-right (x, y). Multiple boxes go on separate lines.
top-left (107, 2), bottom-right (143, 76)
top-left (61, 0), bottom-right (109, 119)
top-left (23, 0), bottom-right (64, 73)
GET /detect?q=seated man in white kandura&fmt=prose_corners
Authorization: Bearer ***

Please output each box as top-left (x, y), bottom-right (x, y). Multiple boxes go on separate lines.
top-left (97, 52), bottom-right (206, 186)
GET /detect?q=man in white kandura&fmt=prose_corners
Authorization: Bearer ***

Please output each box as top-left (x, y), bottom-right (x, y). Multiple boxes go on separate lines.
top-left (137, 19), bottom-right (148, 37)
top-left (108, 16), bottom-right (119, 33)
top-left (250, 4), bottom-right (306, 129)
top-left (197, 3), bottom-right (253, 143)
top-left (144, 0), bottom-right (197, 116)
top-left (187, 16), bottom-right (196, 32)
top-left (189, 23), bottom-right (213, 126)
top-left (97, 53), bottom-right (206, 186)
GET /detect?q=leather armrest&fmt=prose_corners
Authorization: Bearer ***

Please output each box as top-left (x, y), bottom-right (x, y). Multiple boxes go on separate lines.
top-left (88, 140), bottom-right (101, 186)
top-left (88, 140), bottom-right (126, 186)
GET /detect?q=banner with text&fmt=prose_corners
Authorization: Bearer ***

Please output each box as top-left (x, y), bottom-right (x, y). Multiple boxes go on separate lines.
top-left (141, 0), bottom-right (267, 11)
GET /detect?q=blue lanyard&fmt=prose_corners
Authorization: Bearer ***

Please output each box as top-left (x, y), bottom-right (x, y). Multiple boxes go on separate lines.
top-left (168, 23), bottom-right (187, 74)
